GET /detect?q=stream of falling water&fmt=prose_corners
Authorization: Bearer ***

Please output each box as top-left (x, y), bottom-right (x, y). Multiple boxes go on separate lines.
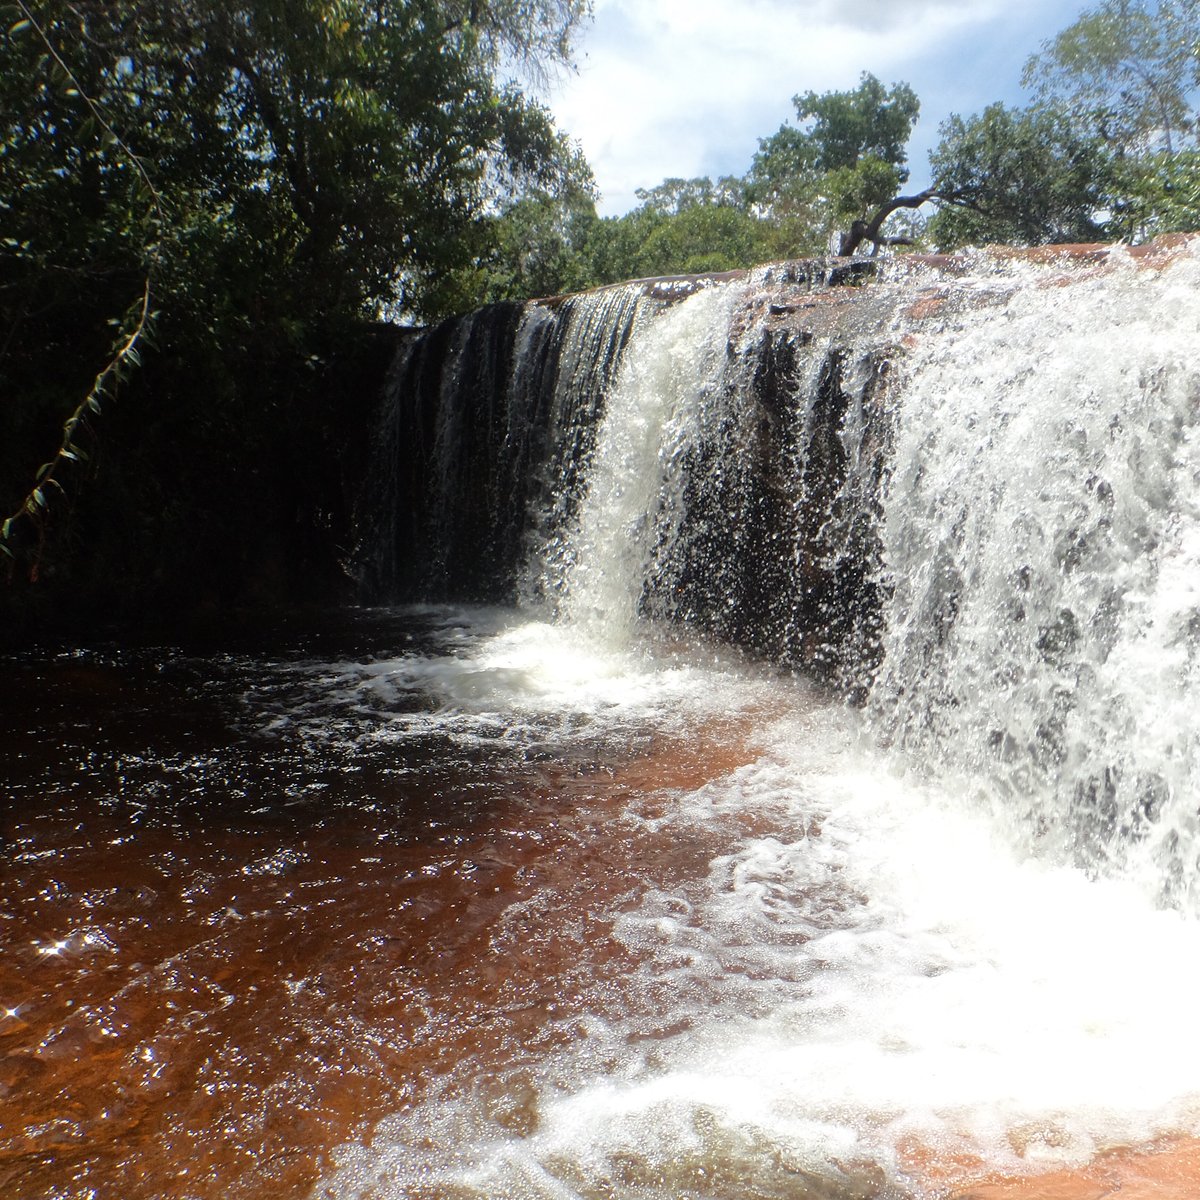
top-left (7, 247), bottom-right (1200, 1200)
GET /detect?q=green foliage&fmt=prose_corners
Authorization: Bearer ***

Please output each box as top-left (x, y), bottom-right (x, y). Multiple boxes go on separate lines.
top-left (0, 0), bottom-right (591, 600)
top-left (1014, 0), bottom-right (1200, 240)
top-left (1108, 148), bottom-right (1200, 237)
top-left (474, 184), bottom-right (599, 301)
top-left (1023, 0), bottom-right (1200, 155)
top-left (508, 73), bottom-right (929, 282)
top-left (793, 73), bottom-right (921, 176)
top-left (634, 175), bottom-right (748, 215)
top-left (745, 124), bottom-right (821, 218)
top-left (566, 186), bottom-right (788, 286)
top-left (928, 103), bottom-right (1113, 248)
top-left (825, 157), bottom-right (905, 222)
top-left (745, 73), bottom-right (920, 251)
top-left (0, 0), bottom-right (592, 339)
top-left (629, 204), bottom-right (771, 276)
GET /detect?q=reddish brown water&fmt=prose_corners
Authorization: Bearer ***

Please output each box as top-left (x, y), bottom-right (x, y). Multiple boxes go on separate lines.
top-left (6, 611), bottom-right (1200, 1200)
top-left (0, 613), bottom-right (790, 1199)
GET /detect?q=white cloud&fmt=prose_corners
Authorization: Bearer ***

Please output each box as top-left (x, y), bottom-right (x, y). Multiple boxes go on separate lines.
top-left (543, 0), bottom-right (1085, 214)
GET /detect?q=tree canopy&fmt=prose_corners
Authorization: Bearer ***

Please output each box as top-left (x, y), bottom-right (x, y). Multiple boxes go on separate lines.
top-left (1, 0), bottom-right (592, 329)
top-left (744, 73), bottom-right (921, 253)
top-left (1022, 0), bottom-right (1200, 155)
top-left (1020, 0), bottom-right (1200, 242)
top-left (926, 102), bottom-right (1113, 249)
top-left (4, 0), bottom-right (1200, 617)
top-left (0, 0), bottom-right (591, 586)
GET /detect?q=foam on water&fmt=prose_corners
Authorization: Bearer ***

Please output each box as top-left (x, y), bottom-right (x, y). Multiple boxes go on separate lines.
top-left (256, 606), bottom-right (784, 758)
top-left (318, 246), bottom-right (1200, 1197)
top-left (867, 245), bottom-right (1200, 906)
top-left (313, 650), bottom-right (1200, 1197)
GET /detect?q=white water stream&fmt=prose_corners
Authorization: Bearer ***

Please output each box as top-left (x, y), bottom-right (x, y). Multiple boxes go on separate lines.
top-left (318, 248), bottom-right (1200, 1198)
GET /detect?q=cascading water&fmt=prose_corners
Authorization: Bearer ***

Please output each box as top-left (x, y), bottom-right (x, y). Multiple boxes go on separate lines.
top-left (363, 247), bottom-right (1200, 895)
top-left (326, 241), bottom-right (1200, 1198)
top-left (357, 284), bottom-right (656, 606)
top-left (866, 253), bottom-right (1200, 907)
top-left (12, 247), bottom-right (1200, 1200)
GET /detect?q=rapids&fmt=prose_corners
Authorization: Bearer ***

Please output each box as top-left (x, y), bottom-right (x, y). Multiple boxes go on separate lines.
top-left (7, 243), bottom-right (1200, 1199)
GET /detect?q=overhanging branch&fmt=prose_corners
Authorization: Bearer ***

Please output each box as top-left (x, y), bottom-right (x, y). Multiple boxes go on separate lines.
top-left (838, 187), bottom-right (983, 256)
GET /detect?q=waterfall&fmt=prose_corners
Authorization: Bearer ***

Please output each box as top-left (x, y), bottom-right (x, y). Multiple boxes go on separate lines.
top-left (867, 249), bottom-right (1200, 905)
top-left (360, 242), bottom-right (1200, 901)
top-left (316, 241), bottom-right (1200, 1200)
top-left (356, 284), bottom-right (655, 605)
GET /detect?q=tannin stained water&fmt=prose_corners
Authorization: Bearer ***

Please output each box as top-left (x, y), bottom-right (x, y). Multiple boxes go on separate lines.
top-left (9, 244), bottom-right (1200, 1199)
top-left (0, 612), bottom-right (816, 1199)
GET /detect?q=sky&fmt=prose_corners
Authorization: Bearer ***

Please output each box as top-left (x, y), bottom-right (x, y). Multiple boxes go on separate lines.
top-left (540, 0), bottom-right (1091, 215)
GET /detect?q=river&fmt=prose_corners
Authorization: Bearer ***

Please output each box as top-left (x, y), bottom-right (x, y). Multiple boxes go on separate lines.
top-left (8, 244), bottom-right (1200, 1198)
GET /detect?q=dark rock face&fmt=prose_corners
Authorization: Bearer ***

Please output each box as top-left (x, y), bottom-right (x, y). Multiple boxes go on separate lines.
top-left (635, 289), bottom-right (897, 693)
top-left (355, 286), bottom-right (648, 605)
top-left (355, 263), bottom-right (904, 693)
top-left (355, 239), bottom-right (1196, 692)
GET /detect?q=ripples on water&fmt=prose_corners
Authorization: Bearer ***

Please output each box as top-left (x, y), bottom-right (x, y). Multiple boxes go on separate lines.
top-left (6, 606), bottom-right (1200, 1200)
top-left (0, 608), bottom-right (788, 1199)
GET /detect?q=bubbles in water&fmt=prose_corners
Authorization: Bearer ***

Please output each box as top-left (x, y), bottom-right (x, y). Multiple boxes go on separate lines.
top-left (322, 246), bottom-right (1200, 1198)
top-left (867, 246), bottom-right (1200, 904)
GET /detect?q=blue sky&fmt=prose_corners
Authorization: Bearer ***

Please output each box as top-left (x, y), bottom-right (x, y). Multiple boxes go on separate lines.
top-left (541, 0), bottom-right (1091, 214)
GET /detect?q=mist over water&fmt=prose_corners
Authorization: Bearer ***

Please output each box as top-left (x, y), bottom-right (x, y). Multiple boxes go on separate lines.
top-left (311, 246), bottom-right (1200, 1197)
top-left (9, 248), bottom-right (1200, 1200)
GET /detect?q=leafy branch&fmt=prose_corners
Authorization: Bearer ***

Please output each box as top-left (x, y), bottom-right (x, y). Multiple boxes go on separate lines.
top-left (1, 279), bottom-right (152, 566)
top-left (1, 0), bottom-right (162, 570)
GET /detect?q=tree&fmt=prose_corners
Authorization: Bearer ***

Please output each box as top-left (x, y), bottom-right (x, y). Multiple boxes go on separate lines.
top-left (630, 203), bottom-right (772, 276)
top-left (1021, 0), bottom-right (1200, 240)
top-left (832, 3), bottom-right (1200, 255)
top-left (634, 175), bottom-right (748, 215)
top-left (1023, 0), bottom-right (1200, 155)
top-left (745, 73), bottom-right (921, 255)
top-left (0, 0), bottom-right (592, 589)
top-left (568, 177), bottom-right (785, 285)
top-left (474, 184), bottom-right (599, 301)
top-left (925, 103), bottom-right (1113, 249)
top-left (1107, 148), bottom-right (1200, 237)
top-left (793, 73), bottom-right (920, 173)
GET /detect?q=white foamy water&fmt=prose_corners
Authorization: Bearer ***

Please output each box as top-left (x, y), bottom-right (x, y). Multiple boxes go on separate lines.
top-left (259, 606), bottom-right (783, 756)
top-left (311, 618), bottom-right (1200, 1197)
top-left (868, 246), bottom-right (1200, 906)
top-left (561, 284), bottom-right (743, 642)
top-left (318, 246), bottom-right (1200, 1198)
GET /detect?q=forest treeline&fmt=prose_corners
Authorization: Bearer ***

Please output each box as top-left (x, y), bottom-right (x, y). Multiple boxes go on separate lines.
top-left (1, 0), bottom-right (1198, 626)
top-left (502, 0), bottom-right (1200, 289)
